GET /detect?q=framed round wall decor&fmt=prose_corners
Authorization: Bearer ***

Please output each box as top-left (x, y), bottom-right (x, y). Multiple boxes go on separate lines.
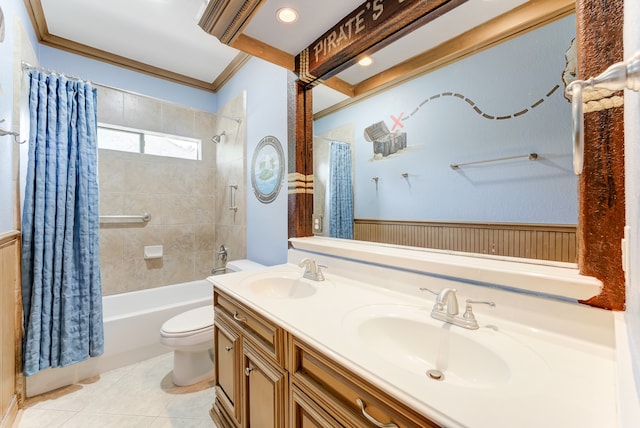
top-left (251, 135), bottom-right (284, 204)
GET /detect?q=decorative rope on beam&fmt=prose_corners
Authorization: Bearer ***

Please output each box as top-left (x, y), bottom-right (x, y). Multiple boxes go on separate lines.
top-left (582, 87), bottom-right (624, 113)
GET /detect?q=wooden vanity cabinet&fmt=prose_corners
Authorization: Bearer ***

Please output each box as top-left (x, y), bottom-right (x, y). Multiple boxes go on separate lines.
top-left (243, 339), bottom-right (288, 426)
top-left (211, 289), bottom-right (440, 428)
top-left (291, 384), bottom-right (343, 428)
top-left (290, 337), bottom-right (440, 428)
top-left (213, 314), bottom-right (242, 425)
top-left (211, 290), bottom-right (289, 428)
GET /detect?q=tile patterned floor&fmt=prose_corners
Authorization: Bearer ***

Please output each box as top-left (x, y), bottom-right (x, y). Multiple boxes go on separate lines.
top-left (16, 353), bottom-right (218, 428)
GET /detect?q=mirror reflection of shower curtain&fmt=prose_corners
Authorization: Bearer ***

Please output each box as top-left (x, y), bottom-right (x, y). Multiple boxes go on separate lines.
top-left (328, 142), bottom-right (354, 239)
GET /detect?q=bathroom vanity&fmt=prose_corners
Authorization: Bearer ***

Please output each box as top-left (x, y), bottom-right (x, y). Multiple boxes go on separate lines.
top-left (207, 238), bottom-right (618, 427)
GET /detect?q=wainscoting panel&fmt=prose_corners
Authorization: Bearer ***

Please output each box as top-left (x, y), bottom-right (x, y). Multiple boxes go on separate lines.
top-left (0, 232), bottom-right (21, 428)
top-left (354, 220), bottom-right (577, 263)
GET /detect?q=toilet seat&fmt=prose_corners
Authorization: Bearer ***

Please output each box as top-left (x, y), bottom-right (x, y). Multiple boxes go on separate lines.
top-left (161, 306), bottom-right (214, 338)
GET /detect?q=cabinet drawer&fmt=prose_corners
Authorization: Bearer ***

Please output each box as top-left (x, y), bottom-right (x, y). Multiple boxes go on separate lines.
top-left (291, 384), bottom-right (342, 428)
top-left (215, 290), bottom-right (287, 367)
top-left (291, 337), bottom-right (440, 428)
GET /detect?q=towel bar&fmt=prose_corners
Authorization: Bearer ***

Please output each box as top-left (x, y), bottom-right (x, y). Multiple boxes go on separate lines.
top-left (99, 213), bottom-right (151, 224)
top-left (450, 153), bottom-right (538, 170)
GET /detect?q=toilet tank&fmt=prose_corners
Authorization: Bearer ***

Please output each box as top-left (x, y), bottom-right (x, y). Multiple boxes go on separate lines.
top-left (226, 259), bottom-right (265, 272)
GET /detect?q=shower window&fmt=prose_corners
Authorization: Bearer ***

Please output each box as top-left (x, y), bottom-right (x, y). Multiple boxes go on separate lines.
top-left (98, 123), bottom-right (201, 160)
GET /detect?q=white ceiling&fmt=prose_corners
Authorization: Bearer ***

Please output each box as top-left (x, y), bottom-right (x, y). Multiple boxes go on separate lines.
top-left (38, 0), bottom-right (530, 112)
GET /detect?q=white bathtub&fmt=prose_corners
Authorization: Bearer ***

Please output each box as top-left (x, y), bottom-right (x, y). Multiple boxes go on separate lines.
top-left (26, 280), bottom-right (213, 397)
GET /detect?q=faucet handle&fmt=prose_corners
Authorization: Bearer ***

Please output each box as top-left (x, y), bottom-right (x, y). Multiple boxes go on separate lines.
top-left (465, 299), bottom-right (496, 307)
top-left (315, 264), bottom-right (327, 281)
top-left (463, 299), bottom-right (496, 320)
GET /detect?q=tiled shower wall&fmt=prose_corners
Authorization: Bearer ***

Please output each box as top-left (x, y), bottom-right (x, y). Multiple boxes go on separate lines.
top-left (96, 86), bottom-right (225, 296)
top-left (213, 92), bottom-right (247, 266)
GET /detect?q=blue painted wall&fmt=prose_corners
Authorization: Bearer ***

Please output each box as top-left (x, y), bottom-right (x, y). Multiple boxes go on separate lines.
top-left (217, 57), bottom-right (289, 266)
top-left (315, 16), bottom-right (577, 224)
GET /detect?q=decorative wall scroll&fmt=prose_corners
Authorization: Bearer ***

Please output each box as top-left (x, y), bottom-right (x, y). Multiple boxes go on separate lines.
top-left (251, 136), bottom-right (284, 204)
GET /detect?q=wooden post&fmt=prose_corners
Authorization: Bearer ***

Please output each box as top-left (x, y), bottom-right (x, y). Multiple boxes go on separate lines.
top-left (576, 0), bottom-right (625, 310)
top-left (288, 79), bottom-right (314, 240)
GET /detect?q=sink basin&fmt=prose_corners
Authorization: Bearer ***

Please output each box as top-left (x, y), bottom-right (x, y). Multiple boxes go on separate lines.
top-left (342, 304), bottom-right (549, 390)
top-left (244, 272), bottom-right (317, 299)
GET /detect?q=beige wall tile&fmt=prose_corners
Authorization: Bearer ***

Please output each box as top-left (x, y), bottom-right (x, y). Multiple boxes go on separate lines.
top-left (161, 104), bottom-right (194, 137)
top-left (123, 94), bottom-right (162, 132)
top-left (195, 251), bottom-right (215, 279)
top-left (161, 253), bottom-right (195, 286)
top-left (193, 196), bottom-right (215, 225)
top-left (193, 224), bottom-right (215, 252)
top-left (99, 192), bottom-right (123, 216)
top-left (161, 195), bottom-right (196, 225)
top-left (160, 163), bottom-right (195, 195)
top-left (214, 224), bottom-right (246, 262)
top-left (122, 193), bottom-right (163, 225)
top-left (123, 225), bottom-right (163, 261)
top-left (161, 224), bottom-right (195, 256)
top-left (99, 228), bottom-right (124, 265)
top-left (98, 149), bottom-right (125, 193)
top-left (120, 257), bottom-right (163, 292)
top-left (96, 86), bottom-right (124, 125)
top-left (100, 261), bottom-right (129, 295)
top-left (192, 166), bottom-right (215, 196)
top-left (97, 88), bottom-right (243, 295)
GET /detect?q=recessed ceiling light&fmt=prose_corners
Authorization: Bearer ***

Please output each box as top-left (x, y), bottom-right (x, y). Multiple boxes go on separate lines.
top-left (277, 7), bottom-right (298, 23)
top-left (358, 56), bottom-right (373, 67)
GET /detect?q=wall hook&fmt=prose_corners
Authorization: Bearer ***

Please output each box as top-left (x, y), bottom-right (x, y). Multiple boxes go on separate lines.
top-left (0, 119), bottom-right (26, 144)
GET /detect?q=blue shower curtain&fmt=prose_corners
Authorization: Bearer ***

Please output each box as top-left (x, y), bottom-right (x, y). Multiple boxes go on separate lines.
top-left (21, 70), bottom-right (104, 376)
top-left (329, 142), bottom-right (354, 239)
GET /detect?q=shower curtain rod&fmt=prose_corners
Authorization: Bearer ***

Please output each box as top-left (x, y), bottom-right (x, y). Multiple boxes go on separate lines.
top-left (21, 62), bottom-right (242, 123)
top-left (21, 62), bottom-right (91, 83)
top-left (211, 112), bottom-right (242, 123)
top-left (313, 136), bottom-right (350, 144)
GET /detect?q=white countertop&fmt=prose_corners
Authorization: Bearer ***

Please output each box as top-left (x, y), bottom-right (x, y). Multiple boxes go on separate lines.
top-left (208, 263), bottom-right (617, 428)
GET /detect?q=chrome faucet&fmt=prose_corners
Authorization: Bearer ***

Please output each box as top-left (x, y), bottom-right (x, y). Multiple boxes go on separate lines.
top-left (421, 288), bottom-right (495, 330)
top-left (435, 288), bottom-right (459, 316)
top-left (298, 258), bottom-right (326, 281)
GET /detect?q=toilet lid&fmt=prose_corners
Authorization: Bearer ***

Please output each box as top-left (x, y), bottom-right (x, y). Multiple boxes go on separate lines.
top-left (161, 305), bottom-right (214, 335)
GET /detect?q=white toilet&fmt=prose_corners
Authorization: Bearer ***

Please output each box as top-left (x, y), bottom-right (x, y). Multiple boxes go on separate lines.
top-left (160, 259), bottom-right (265, 386)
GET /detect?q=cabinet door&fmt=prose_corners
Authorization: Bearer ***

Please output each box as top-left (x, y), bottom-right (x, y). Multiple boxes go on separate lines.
top-left (243, 340), bottom-right (287, 427)
top-left (214, 316), bottom-right (242, 426)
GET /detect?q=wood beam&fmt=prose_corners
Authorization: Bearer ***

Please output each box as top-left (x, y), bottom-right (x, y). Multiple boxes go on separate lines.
top-left (576, 0), bottom-right (625, 311)
top-left (231, 34), bottom-right (295, 71)
top-left (322, 77), bottom-right (356, 98)
top-left (198, 0), bottom-right (266, 45)
top-left (314, 0), bottom-right (574, 119)
top-left (295, 0), bottom-right (468, 87)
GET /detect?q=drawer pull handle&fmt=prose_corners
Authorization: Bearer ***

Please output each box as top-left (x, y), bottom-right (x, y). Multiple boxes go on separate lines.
top-left (356, 398), bottom-right (398, 428)
top-left (225, 346), bottom-right (232, 352)
top-left (233, 311), bottom-right (247, 323)
top-left (245, 367), bottom-right (253, 376)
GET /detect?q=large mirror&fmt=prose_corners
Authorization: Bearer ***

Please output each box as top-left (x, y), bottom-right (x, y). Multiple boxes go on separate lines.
top-left (311, 6), bottom-right (578, 265)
